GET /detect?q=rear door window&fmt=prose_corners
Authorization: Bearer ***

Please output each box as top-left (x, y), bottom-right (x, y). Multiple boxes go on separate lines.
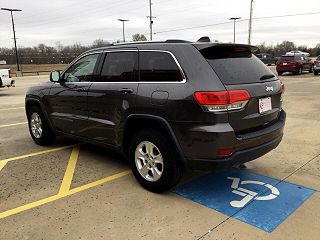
top-left (139, 51), bottom-right (183, 82)
top-left (200, 46), bottom-right (275, 85)
top-left (99, 51), bottom-right (137, 82)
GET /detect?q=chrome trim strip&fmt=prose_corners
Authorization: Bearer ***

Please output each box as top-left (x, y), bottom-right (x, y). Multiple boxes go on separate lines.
top-left (62, 49), bottom-right (187, 84)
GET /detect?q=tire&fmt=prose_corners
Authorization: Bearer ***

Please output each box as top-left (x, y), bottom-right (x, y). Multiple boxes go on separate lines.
top-left (28, 105), bottom-right (55, 146)
top-left (129, 129), bottom-right (183, 193)
top-left (314, 71), bottom-right (319, 76)
top-left (309, 65), bottom-right (314, 73)
top-left (277, 71), bottom-right (283, 76)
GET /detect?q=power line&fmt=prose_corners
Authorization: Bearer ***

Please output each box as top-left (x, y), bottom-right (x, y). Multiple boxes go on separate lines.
top-left (20, 0), bottom-right (134, 20)
top-left (154, 11), bottom-right (320, 35)
top-left (18, 0), bottom-right (144, 27)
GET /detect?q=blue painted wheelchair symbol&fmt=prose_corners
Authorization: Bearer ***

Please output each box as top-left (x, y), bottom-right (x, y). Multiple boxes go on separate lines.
top-left (228, 177), bottom-right (280, 208)
top-left (173, 168), bottom-right (315, 232)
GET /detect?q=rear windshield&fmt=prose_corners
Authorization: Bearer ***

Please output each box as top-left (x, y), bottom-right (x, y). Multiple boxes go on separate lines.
top-left (201, 46), bottom-right (275, 85)
top-left (317, 56), bottom-right (320, 60)
top-left (279, 56), bottom-right (294, 61)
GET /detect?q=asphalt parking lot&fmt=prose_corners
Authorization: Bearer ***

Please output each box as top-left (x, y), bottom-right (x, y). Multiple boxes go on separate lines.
top-left (0, 68), bottom-right (319, 240)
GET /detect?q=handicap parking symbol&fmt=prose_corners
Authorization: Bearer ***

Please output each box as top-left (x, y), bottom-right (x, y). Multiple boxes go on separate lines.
top-left (228, 177), bottom-right (280, 208)
top-left (173, 168), bottom-right (315, 232)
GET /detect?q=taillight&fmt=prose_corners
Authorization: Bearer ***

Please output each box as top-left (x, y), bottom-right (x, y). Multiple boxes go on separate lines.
top-left (8, 69), bottom-right (12, 78)
top-left (315, 60), bottom-right (319, 65)
top-left (280, 83), bottom-right (285, 93)
top-left (194, 90), bottom-right (251, 112)
top-left (217, 148), bottom-right (234, 157)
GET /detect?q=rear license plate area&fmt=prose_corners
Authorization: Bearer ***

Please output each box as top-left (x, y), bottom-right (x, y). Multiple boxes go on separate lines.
top-left (259, 97), bottom-right (272, 114)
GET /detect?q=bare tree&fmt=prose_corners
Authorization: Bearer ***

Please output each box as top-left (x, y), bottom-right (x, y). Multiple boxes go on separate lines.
top-left (132, 33), bottom-right (147, 42)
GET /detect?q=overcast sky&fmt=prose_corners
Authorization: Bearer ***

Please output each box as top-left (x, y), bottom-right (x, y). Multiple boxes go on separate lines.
top-left (1, 0), bottom-right (320, 48)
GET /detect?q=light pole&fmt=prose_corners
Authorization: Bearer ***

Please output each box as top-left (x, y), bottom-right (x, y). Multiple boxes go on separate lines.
top-left (117, 19), bottom-right (129, 42)
top-left (229, 17), bottom-right (241, 43)
top-left (1, 8), bottom-right (22, 71)
top-left (248, 0), bottom-right (254, 45)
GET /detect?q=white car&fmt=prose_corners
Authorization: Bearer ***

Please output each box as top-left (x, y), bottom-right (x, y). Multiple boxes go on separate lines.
top-left (285, 50), bottom-right (310, 57)
top-left (0, 69), bottom-right (15, 88)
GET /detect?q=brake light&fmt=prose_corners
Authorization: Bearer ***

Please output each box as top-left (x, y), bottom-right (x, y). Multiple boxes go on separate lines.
top-left (280, 83), bottom-right (285, 93)
top-left (314, 60), bottom-right (319, 65)
top-left (8, 69), bottom-right (12, 78)
top-left (194, 90), bottom-right (251, 112)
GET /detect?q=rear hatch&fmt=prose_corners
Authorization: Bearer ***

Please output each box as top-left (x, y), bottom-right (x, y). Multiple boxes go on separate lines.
top-left (195, 44), bottom-right (282, 133)
top-left (277, 55), bottom-right (297, 68)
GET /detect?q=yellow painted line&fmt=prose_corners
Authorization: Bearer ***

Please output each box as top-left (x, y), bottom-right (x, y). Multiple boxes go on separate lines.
top-left (0, 145), bottom-right (75, 163)
top-left (68, 170), bottom-right (131, 195)
top-left (0, 122), bottom-right (28, 128)
top-left (58, 146), bottom-right (80, 194)
top-left (0, 170), bottom-right (131, 220)
top-left (0, 107), bottom-right (24, 111)
top-left (0, 194), bottom-right (64, 220)
top-left (0, 160), bottom-right (8, 172)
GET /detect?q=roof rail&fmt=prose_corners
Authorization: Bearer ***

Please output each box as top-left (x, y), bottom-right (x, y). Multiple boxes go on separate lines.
top-left (165, 39), bottom-right (191, 43)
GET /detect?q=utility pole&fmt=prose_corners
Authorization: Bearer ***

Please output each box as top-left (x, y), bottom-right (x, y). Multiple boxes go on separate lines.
top-left (1, 8), bottom-right (22, 71)
top-left (117, 19), bottom-right (129, 42)
top-left (248, 0), bottom-right (254, 45)
top-left (147, 0), bottom-right (155, 41)
top-left (229, 17), bottom-right (241, 43)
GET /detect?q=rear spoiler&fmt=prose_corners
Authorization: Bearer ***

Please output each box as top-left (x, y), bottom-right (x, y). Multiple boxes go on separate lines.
top-left (193, 43), bottom-right (259, 53)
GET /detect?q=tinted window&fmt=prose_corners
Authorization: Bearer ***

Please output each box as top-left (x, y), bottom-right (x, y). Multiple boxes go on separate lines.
top-left (139, 52), bottom-right (183, 82)
top-left (279, 56), bottom-right (294, 61)
top-left (201, 46), bottom-right (275, 85)
top-left (99, 51), bottom-right (137, 82)
top-left (64, 54), bottom-right (99, 82)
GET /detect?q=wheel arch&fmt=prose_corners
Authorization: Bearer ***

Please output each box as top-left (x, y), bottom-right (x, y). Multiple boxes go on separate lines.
top-left (122, 114), bottom-right (186, 166)
top-left (25, 97), bottom-right (55, 132)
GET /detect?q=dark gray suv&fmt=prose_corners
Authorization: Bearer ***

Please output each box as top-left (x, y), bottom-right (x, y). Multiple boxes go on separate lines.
top-left (25, 41), bottom-right (286, 192)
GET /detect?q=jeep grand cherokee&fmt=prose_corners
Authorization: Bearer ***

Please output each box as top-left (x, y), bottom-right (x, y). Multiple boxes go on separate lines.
top-left (25, 40), bottom-right (286, 192)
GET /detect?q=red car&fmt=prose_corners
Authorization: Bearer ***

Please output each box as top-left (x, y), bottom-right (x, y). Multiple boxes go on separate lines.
top-left (276, 54), bottom-right (313, 75)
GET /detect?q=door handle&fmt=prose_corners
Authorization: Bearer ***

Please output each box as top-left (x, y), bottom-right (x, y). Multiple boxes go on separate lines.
top-left (119, 88), bottom-right (134, 94)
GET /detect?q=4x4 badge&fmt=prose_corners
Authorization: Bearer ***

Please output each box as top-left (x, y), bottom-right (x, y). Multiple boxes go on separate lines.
top-left (266, 86), bottom-right (274, 92)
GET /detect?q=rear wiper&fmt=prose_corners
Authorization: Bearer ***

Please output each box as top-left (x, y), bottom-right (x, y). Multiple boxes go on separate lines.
top-left (260, 74), bottom-right (275, 80)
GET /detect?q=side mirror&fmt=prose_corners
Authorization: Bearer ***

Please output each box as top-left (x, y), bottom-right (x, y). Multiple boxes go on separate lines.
top-left (50, 70), bottom-right (60, 82)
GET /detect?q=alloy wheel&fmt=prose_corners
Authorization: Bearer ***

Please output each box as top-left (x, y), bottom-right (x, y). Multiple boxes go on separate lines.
top-left (30, 112), bottom-right (43, 139)
top-left (134, 141), bottom-right (164, 182)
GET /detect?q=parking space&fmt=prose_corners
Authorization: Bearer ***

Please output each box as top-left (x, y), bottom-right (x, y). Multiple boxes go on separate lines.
top-left (0, 72), bottom-right (319, 239)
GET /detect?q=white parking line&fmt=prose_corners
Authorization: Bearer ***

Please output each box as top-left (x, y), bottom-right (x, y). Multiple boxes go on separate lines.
top-left (0, 122), bottom-right (28, 128)
top-left (0, 107), bottom-right (24, 111)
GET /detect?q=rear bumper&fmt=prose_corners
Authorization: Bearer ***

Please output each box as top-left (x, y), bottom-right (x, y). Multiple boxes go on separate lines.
top-left (276, 66), bottom-right (299, 72)
top-left (172, 110), bottom-right (286, 170)
top-left (187, 134), bottom-right (283, 170)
